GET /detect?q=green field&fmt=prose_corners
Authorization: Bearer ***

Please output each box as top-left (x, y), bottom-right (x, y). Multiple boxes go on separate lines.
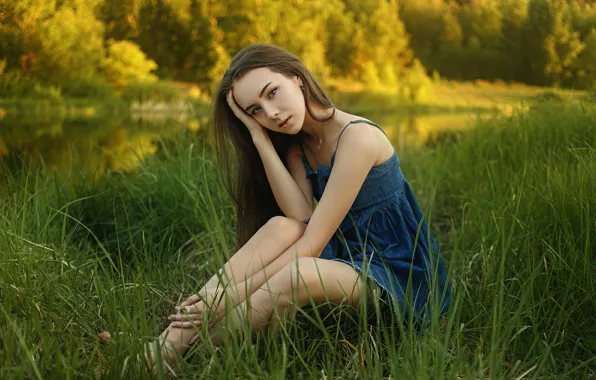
top-left (0, 98), bottom-right (595, 378)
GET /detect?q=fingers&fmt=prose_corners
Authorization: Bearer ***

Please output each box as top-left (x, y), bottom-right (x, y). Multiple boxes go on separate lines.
top-left (98, 331), bottom-right (124, 343)
top-left (168, 313), bottom-right (201, 322)
top-left (189, 334), bottom-right (201, 345)
top-left (180, 294), bottom-right (200, 307)
top-left (169, 320), bottom-right (201, 329)
top-left (98, 331), bottom-right (111, 342)
top-left (226, 90), bottom-right (248, 121)
top-left (177, 303), bottom-right (201, 314)
top-left (226, 90), bottom-right (237, 110)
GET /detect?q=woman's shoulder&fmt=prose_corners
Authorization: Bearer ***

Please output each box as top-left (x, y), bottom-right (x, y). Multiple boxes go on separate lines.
top-left (336, 119), bottom-right (394, 166)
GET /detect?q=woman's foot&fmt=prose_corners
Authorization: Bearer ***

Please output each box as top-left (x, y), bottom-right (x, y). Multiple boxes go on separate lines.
top-left (96, 329), bottom-right (193, 376)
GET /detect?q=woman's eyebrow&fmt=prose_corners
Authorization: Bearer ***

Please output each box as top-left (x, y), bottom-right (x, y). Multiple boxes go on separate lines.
top-left (244, 82), bottom-right (272, 112)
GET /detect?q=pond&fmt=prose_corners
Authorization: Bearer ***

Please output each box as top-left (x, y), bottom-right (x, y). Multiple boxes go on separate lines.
top-left (0, 108), bottom-right (486, 177)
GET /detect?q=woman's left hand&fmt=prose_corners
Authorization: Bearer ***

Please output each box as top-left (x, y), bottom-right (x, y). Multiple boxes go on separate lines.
top-left (168, 291), bottom-right (224, 328)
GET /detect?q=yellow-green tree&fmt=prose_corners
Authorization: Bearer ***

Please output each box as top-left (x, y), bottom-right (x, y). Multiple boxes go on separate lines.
top-left (37, 3), bottom-right (105, 81)
top-left (523, 0), bottom-right (584, 86)
top-left (571, 27), bottom-right (596, 88)
top-left (344, 0), bottom-right (413, 89)
top-left (101, 40), bottom-right (158, 88)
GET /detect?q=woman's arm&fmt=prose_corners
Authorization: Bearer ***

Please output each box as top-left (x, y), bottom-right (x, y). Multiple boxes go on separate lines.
top-left (255, 137), bottom-right (313, 222)
top-left (226, 90), bottom-right (313, 222)
top-left (232, 125), bottom-right (382, 292)
top-left (180, 124), bottom-right (384, 316)
top-left (185, 145), bottom-right (312, 308)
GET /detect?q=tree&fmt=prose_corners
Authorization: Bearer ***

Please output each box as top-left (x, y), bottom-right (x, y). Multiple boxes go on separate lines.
top-left (99, 0), bottom-right (142, 41)
top-left (37, 2), bottom-right (105, 81)
top-left (523, 0), bottom-right (584, 86)
top-left (344, 0), bottom-right (413, 88)
top-left (571, 27), bottom-right (596, 88)
top-left (101, 40), bottom-right (158, 88)
top-left (499, 0), bottom-right (529, 81)
top-left (469, 0), bottom-right (504, 49)
top-left (324, 4), bottom-right (357, 76)
top-left (399, 1), bottom-right (444, 68)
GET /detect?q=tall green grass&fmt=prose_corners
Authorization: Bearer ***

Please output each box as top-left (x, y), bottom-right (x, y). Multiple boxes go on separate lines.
top-left (0, 102), bottom-right (595, 378)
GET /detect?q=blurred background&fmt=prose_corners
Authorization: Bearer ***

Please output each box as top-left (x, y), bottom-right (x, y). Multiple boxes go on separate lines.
top-left (1, 0), bottom-right (595, 174)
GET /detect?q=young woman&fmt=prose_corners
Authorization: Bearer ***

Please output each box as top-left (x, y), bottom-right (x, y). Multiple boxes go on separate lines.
top-left (101, 43), bottom-right (450, 373)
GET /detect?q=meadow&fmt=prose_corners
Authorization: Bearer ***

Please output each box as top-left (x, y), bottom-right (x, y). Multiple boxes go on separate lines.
top-left (0, 98), bottom-right (595, 379)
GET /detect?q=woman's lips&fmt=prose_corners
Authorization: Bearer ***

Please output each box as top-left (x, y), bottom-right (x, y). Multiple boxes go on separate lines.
top-left (280, 116), bottom-right (291, 127)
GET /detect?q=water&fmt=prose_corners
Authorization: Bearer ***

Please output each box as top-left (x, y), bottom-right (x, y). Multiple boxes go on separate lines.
top-left (0, 110), bottom-right (483, 177)
top-left (0, 112), bottom-right (202, 177)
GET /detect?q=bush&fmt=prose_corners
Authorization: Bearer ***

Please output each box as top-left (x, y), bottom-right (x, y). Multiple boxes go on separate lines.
top-left (59, 77), bottom-right (116, 100)
top-left (532, 91), bottom-right (566, 103)
top-left (0, 70), bottom-right (62, 101)
top-left (101, 40), bottom-right (158, 88)
top-left (400, 59), bottom-right (434, 102)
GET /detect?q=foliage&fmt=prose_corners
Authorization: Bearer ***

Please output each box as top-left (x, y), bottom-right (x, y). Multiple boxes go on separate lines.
top-left (400, 59), bottom-right (434, 102)
top-left (59, 77), bottom-right (117, 100)
top-left (2, 0), bottom-right (596, 98)
top-left (101, 39), bottom-right (158, 88)
top-left (571, 28), bottom-right (596, 88)
top-left (36, 4), bottom-right (106, 82)
top-left (523, 0), bottom-right (585, 86)
top-left (0, 70), bottom-right (62, 101)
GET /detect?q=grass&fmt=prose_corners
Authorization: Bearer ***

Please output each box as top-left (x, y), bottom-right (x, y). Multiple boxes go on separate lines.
top-left (0, 100), bottom-right (595, 378)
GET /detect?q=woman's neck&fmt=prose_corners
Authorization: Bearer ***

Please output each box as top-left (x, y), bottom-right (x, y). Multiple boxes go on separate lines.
top-left (300, 106), bottom-right (342, 144)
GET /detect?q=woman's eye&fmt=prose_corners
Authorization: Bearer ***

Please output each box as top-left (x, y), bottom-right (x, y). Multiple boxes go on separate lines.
top-left (251, 88), bottom-right (277, 115)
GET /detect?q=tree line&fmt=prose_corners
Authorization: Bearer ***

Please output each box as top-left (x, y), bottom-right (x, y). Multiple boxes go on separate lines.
top-left (1, 0), bottom-right (595, 99)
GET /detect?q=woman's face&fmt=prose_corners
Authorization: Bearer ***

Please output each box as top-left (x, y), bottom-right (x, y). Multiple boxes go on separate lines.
top-left (232, 67), bottom-right (305, 134)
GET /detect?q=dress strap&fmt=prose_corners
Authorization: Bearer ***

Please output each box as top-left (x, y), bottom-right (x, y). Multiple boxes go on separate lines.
top-left (332, 119), bottom-right (387, 157)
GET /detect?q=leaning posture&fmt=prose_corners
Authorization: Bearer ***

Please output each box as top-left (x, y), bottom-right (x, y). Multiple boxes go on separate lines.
top-left (103, 43), bottom-right (450, 372)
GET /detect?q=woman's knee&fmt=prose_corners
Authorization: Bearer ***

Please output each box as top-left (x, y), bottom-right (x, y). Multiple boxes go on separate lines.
top-left (281, 257), bottom-right (322, 290)
top-left (265, 216), bottom-right (306, 241)
top-left (279, 258), bottom-right (365, 305)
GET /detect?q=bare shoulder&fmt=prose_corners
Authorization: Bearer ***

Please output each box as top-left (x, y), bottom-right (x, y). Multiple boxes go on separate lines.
top-left (336, 120), bottom-right (394, 166)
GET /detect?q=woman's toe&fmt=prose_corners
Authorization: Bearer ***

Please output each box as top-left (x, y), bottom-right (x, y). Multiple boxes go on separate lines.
top-left (98, 331), bottom-right (124, 343)
top-left (98, 331), bottom-right (111, 343)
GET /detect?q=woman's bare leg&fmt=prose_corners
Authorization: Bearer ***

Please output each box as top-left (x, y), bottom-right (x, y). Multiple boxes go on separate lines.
top-left (139, 216), bottom-right (307, 372)
top-left (200, 216), bottom-right (307, 290)
top-left (171, 257), bottom-right (368, 347)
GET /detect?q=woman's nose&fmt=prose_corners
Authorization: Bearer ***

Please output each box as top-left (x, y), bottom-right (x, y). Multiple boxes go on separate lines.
top-left (263, 104), bottom-right (279, 120)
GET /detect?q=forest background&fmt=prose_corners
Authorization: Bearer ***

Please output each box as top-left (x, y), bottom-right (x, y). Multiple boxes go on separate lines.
top-left (2, 0), bottom-right (596, 104)
top-left (1, 1), bottom-right (596, 379)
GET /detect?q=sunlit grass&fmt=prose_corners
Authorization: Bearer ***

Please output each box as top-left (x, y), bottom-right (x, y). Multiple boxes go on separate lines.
top-left (0, 101), bottom-right (595, 378)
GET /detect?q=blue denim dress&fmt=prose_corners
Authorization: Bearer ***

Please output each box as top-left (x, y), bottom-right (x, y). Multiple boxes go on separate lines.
top-left (299, 119), bottom-right (450, 323)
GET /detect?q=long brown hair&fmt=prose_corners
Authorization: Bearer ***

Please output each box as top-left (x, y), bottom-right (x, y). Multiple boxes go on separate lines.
top-left (211, 43), bottom-right (336, 251)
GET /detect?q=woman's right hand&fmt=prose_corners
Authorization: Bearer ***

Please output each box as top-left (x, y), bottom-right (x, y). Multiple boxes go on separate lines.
top-left (227, 90), bottom-right (271, 145)
top-left (170, 288), bottom-right (223, 327)
top-left (179, 287), bottom-right (220, 308)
